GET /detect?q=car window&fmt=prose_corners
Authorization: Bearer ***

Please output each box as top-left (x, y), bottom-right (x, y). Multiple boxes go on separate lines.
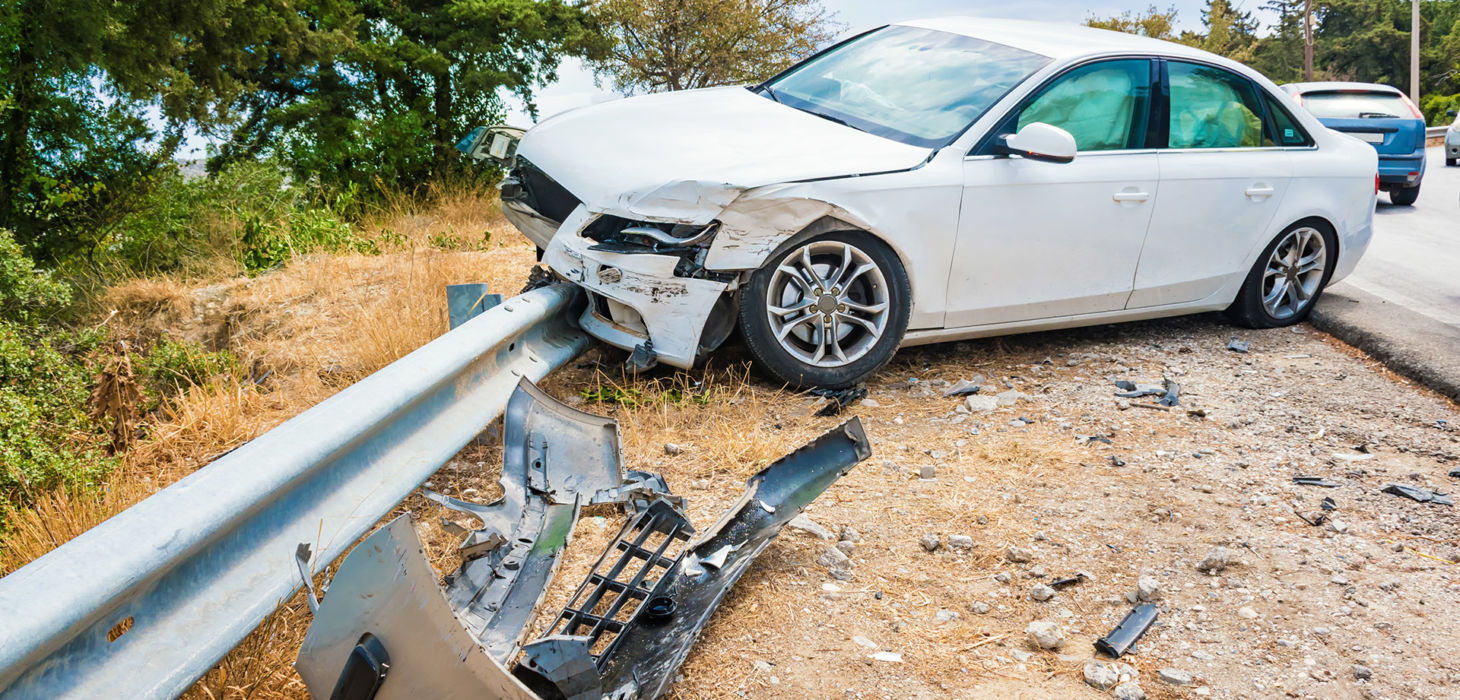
top-left (1167, 61), bottom-right (1266, 149)
top-left (1264, 98), bottom-right (1313, 146)
top-left (1299, 91), bottom-right (1413, 119)
top-left (764, 26), bottom-right (1049, 148)
top-left (1015, 60), bottom-right (1151, 151)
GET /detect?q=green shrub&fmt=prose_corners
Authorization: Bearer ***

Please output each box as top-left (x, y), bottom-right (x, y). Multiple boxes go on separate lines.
top-left (1422, 93), bottom-right (1460, 127)
top-left (95, 160), bottom-right (378, 277)
top-left (0, 229), bottom-right (72, 325)
top-left (136, 336), bottom-right (240, 401)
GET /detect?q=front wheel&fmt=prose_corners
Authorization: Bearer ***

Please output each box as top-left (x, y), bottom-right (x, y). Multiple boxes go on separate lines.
top-left (738, 231), bottom-right (910, 389)
top-left (1390, 185), bottom-right (1420, 206)
top-left (1447, 158), bottom-right (1457, 167)
top-left (1226, 222), bottom-right (1337, 329)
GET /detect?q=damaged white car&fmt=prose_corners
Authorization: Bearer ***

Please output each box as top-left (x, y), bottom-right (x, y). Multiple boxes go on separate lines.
top-left (467, 18), bottom-right (1377, 388)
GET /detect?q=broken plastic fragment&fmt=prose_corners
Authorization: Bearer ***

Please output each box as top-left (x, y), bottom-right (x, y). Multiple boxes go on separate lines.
top-left (1293, 476), bottom-right (1341, 488)
top-left (1094, 603), bottom-right (1158, 658)
top-left (1227, 338), bottom-right (1250, 353)
top-left (811, 385), bottom-right (868, 416)
top-left (1381, 483), bottom-right (1453, 506)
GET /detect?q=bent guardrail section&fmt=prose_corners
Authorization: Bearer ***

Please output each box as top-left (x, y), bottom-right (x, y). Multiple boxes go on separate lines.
top-left (0, 284), bottom-right (591, 699)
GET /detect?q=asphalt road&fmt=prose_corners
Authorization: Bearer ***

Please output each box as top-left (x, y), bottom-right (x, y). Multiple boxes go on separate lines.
top-left (1342, 144), bottom-right (1460, 328)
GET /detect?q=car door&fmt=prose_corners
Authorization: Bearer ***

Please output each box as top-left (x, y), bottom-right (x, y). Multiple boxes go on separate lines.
top-left (946, 58), bottom-right (1159, 327)
top-left (1128, 60), bottom-right (1296, 309)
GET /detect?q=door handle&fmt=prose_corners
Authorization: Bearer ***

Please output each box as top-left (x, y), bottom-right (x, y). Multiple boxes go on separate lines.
top-left (1245, 184), bottom-right (1276, 198)
top-left (1112, 191), bottom-right (1150, 202)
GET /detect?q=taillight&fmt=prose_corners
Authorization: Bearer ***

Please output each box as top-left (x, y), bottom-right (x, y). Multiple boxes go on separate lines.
top-left (1375, 173), bottom-right (1380, 194)
top-left (1399, 94), bottom-right (1425, 120)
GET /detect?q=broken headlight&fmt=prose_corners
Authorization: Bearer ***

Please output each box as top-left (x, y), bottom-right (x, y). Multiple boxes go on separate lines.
top-left (582, 216), bottom-right (720, 252)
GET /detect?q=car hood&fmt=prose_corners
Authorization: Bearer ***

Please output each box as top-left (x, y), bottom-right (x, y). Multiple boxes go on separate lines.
top-left (515, 86), bottom-right (933, 223)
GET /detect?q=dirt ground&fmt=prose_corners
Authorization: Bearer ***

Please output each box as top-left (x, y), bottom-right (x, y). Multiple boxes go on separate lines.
top-left (405, 311), bottom-right (1459, 700)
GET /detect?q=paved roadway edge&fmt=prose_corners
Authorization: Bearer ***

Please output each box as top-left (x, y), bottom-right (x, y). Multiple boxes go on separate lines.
top-left (1309, 282), bottom-right (1460, 403)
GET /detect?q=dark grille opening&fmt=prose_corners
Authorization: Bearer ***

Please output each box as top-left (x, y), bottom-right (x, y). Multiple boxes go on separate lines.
top-left (516, 159), bottom-right (582, 223)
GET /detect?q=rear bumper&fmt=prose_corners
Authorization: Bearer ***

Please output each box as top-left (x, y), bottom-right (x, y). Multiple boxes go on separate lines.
top-left (1377, 153), bottom-right (1425, 186)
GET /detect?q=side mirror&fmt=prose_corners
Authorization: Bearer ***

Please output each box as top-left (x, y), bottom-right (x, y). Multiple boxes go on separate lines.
top-left (995, 122), bottom-right (1077, 164)
top-left (1449, 109), bottom-right (1458, 117)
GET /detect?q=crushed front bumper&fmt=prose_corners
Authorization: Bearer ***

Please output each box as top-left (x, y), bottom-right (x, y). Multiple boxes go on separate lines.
top-left (541, 211), bottom-right (728, 369)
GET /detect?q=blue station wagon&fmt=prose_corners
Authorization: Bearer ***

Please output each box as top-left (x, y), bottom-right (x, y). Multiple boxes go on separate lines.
top-left (1283, 81), bottom-right (1428, 205)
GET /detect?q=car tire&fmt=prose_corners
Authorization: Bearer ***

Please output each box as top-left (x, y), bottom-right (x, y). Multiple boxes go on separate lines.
top-left (1447, 158), bottom-right (1457, 167)
top-left (1390, 185), bottom-right (1419, 206)
top-left (1226, 221), bottom-right (1338, 329)
top-left (738, 230), bottom-right (910, 389)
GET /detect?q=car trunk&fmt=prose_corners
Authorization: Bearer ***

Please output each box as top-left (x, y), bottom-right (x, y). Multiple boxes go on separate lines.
top-left (1298, 90), bottom-right (1426, 155)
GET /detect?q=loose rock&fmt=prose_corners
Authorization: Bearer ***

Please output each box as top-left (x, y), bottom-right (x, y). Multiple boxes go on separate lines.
top-left (788, 514), bottom-right (835, 541)
top-left (1026, 620), bottom-right (1064, 649)
top-left (838, 526), bottom-right (862, 543)
top-left (1159, 668), bottom-right (1194, 686)
top-left (817, 547), bottom-right (850, 569)
top-left (1136, 575), bottom-right (1161, 601)
top-left (935, 609), bottom-right (959, 624)
top-left (1113, 681), bottom-right (1146, 700)
top-left (920, 534), bottom-right (940, 552)
top-left (969, 601), bottom-right (991, 615)
top-left (1354, 664), bottom-right (1373, 680)
top-left (994, 572), bottom-right (1012, 584)
top-left (1030, 584), bottom-right (1056, 601)
top-left (964, 395), bottom-right (1000, 412)
top-left (948, 534), bottom-right (974, 550)
top-left (663, 442), bottom-right (682, 456)
top-left (1197, 546), bottom-right (1240, 574)
top-left (1005, 546), bottom-right (1034, 563)
top-left (919, 464), bottom-right (936, 479)
top-left (1085, 660), bottom-right (1119, 690)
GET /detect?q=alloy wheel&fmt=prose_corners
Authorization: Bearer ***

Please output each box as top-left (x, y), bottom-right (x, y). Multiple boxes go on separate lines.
top-left (1261, 226), bottom-right (1326, 320)
top-left (764, 240), bottom-right (889, 367)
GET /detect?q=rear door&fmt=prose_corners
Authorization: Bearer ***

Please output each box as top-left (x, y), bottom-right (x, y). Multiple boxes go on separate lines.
top-left (1129, 60), bottom-right (1301, 309)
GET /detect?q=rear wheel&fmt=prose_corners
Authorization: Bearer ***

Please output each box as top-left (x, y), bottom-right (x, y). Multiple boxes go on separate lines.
top-left (1390, 185), bottom-right (1420, 206)
top-left (1446, 158), bottom-right (1457, 167)
top-left (1226, 222), bottom-right (1337, 329)
top-left (738, 231), bottom-right (909, 389)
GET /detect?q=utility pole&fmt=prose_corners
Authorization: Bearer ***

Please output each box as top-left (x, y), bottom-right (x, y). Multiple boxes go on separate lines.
top-left (1411, 0), bottom-right (1421, 108)
top-left (1303, 0), bottom-right (1314, 81)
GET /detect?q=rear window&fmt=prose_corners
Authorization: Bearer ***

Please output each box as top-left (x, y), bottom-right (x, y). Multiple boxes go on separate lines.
top-left (1300, 91), bottom-right (1412, 119)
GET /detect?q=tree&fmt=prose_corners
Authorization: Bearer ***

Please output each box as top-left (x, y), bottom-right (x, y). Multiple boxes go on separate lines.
top-left (1085, 5), bottom-right (1180, 40)
top-left (590, 0), bottom-right (841, 93)
top-left (211, 0), bottom-right (604, 193)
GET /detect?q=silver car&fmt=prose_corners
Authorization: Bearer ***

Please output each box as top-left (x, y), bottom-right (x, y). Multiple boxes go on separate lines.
top-left (1447, 109), bottom-right (1459, 166)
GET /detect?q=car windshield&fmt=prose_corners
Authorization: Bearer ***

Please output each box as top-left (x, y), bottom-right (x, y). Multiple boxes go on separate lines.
top-left (762, 25), bottom-right (1049, 148)
top-left (1300, 91), bottom-right (1414, 120)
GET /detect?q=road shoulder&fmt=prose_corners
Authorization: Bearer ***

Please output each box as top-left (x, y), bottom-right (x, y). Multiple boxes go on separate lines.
top-left (1310, 282), bottom-right (1460, 402)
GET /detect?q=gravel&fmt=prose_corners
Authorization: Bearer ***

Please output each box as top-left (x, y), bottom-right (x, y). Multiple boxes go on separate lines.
top-left (919, 534), bottom-right (940, 552)
top-left (1158, 668), bottom-right (1194, 686)
top-left (1004, 546), bottom-right (1033, 563)
top-left (1113, 681), bottom-right (1146, 700)
top-left (1084, 659), bottom-right (1119, 690)
top-left (948, 535), bottom-right (973, 550)
top-left (1029, 584), bottom-right (1056, 601)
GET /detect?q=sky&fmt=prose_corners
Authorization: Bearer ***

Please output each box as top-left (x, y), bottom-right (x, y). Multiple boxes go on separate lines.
top-left (500, 0), bottom-right (1281, 126)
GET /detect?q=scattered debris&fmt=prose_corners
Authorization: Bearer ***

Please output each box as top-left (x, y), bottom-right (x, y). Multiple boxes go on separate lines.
top-left (1381, 483), bottom-right (1453, 506)
top-left (1110, 455), bottom-right (1127, 467)
top-left (1157, 379), bottom-right (1179, 407)
top-left (1094, 603), bottom-right (1158, 658)
top-left (1049, 573), bottom-right (1088, 589)
top-left (1293, 476), bottom-right (1341, 488)
top-left (519, 264), bottom-right (556, 293)
top-left (1227, 338), bottom-right (1249, 353)
top-left (1026, 620), bottom-right (1065, 649)
top-left (1450, 469), bottom-right (1460, 479)
top-left (811, 385), bottom-right (868, 417)
top-left (1075, 433), bottom-right (1113, 445)
top-left (870, 651), bottom-right (903, 663)
top-left (625, 339), bottom-right (658, 374)
top-left (515, 419), bottom-right (872, 700)
top-left (944, 379), bottom-right (982, 397)
top-left (1113, 378), bottom-right (1179, 407)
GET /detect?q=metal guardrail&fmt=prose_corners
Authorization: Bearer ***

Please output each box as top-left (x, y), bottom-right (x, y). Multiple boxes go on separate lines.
top-left (1427, 125), bottom-right (1449, 138)
top-left (0, 284), bottom-right (591, 699)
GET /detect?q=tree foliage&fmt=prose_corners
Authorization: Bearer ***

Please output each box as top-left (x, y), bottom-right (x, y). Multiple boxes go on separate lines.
top-left (1086, 5), bottom-right (1180, 40)
top-left (590, 0), bottom-right (841, 93)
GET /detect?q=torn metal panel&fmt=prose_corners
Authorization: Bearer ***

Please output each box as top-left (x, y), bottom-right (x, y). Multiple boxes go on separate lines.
top-left (295, 516), bottom-right (540, 700)
top-left (297, 377), bottom-right (675, 697)
top-left (544, 229), bottom-right (728, 369)
top-left (515, 418), bottom-right (873, 700)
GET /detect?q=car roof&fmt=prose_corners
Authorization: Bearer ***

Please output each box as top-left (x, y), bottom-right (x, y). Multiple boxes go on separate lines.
top-left (895, 17), bottom-right (1223, 63)
top-left (1282, 81), bottom-right (1405, 95)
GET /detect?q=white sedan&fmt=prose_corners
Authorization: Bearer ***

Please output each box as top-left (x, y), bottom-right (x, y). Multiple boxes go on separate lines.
top-left (485, 18), bottom-right (1377, 388)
